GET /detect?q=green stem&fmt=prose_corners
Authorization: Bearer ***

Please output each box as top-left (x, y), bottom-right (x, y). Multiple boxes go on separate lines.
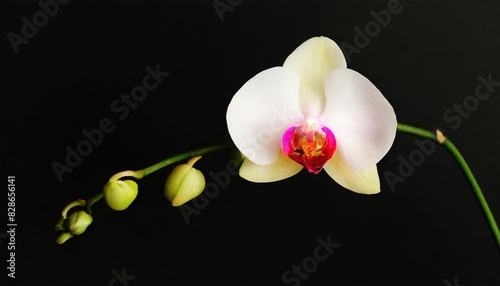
top-left (65, 123), bottom-right (500, 252)
top-left (61, 199), bottom-right (86, 218)
top-left (85, 192), bottom-right (104, 214)
top-left (141, 143), bottom-right (234, 177)
top-left (397, 123), bottom-right (500, 250)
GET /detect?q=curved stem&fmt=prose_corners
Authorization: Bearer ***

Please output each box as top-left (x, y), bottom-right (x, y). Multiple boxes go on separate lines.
top-left (60, 123), bottom-right (500, 252)
top-left (397, 123), bottom-right (500, 250)
top-left (85, 192), bottom-right (104, 214)
top-left (141, 143), bottom-right (234, 177)
top-left (109, 170), bottom-right (144, 182)
top-left (61, 199), bottom-right (86, 219)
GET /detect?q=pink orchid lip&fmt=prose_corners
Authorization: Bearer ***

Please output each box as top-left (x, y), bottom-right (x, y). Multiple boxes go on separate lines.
top-left (281, 119), bottom-right (337, 174)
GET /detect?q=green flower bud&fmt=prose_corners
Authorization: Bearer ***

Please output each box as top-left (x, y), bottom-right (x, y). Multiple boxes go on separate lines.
top-left (66, 211), bottom-right (93, 235)
top-left (56, 232), bottom-right (73, 244)
top-left (103, 180), bottom-right (138, 211)
top-left (165, 156), bottom-right (205, 207)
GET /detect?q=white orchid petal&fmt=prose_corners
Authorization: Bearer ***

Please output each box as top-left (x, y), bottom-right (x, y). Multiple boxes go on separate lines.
top-left (283, 36), bottom-right (347, 118)
top-left (320, 68), bottom-right (397, 171)
top-left (239, 154), bottom-right (303, 183)
top-left (323, 153), bottom-right (380, 194)
top-left (226, 67), bottom-right (304, 165)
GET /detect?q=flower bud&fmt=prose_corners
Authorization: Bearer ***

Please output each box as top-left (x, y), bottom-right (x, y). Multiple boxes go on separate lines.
top-left (66, 211), bottom-right (93, 235)
top-left (165, 156), bottom-right (205, 207)
top-left (103, 180), bottom-right (138, 211)
top-left (56, 232), bottom-right (74, 244)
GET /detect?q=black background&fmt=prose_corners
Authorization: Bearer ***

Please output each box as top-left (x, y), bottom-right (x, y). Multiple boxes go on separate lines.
top-left (2, 0), bottom-right (500, 285)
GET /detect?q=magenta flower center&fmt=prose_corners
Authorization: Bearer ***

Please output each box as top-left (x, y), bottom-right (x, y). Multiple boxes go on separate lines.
top-left (281, 119), bottom-right (337, 174)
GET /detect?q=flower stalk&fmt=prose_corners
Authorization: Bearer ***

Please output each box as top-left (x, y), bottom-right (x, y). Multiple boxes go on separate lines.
top-left (397, 123), bottom-right (500, 250)
top-left (141, 144), bottom-right (234, 176)
top-left (55, 124), bottom-right (500, 254)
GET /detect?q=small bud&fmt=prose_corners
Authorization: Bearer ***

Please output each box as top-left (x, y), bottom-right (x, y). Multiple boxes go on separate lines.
top-left (103, 180), bottom-right (138, 211)
top-left (436, 129), bottom-right (447, 144)
top-left (56, 232), bottom-right (74, 244)
top-left (165, 156), bottom-right (205, 207)
top-left (66, 211), bottom-right (93, 235)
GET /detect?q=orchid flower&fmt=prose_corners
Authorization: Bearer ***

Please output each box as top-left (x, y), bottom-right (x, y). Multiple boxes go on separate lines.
top-left (53, 36), bottom-right (500, 251)
top-left (226, 36), bottom-right (397, 194)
